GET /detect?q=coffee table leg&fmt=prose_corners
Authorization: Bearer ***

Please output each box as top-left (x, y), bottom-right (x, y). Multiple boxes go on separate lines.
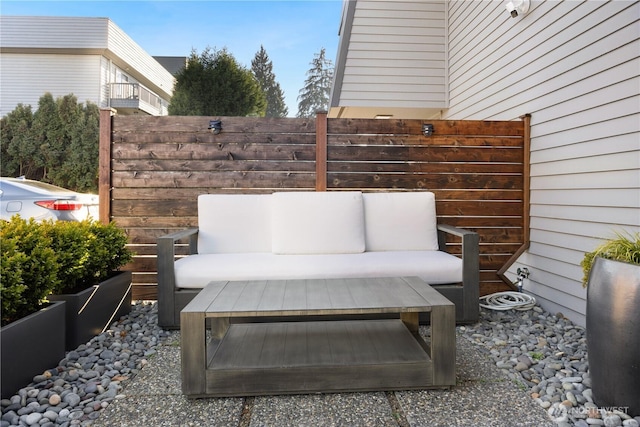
top-left (400, 312), bottom-right (419, 333)
top-left (181, 311), bottom-right (206, 396)
top-left (430, 305), bottom-right (456, 386)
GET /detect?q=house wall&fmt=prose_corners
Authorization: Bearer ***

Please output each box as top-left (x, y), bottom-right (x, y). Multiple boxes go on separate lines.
top-left (0, 54), bottom-right (102, 116)
top-left (331, 0), bottom-right (448, 118)
top-left (443, 0), bottom-right (640, 326)
top-left (0, 16), bottom-right (174, 116)
top-left (0, 16), bottom-right (109, 50)
top-left (105, 20), bottom-right (174, 100)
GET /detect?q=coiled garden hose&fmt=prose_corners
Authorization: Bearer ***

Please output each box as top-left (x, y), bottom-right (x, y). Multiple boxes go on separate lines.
top-left (479, 291), bottom-right (537, 311)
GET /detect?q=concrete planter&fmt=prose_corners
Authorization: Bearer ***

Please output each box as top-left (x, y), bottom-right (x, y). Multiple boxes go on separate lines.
top-left (0, 301), bottom-right (67, 399)
top-left (586, 257), bottom-right (640, 416)
top-left (49, 271), bottom-right (132, 350)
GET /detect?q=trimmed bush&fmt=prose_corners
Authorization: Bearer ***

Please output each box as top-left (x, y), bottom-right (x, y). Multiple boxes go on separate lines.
top-left (0, 217), bottom-right (133, 325)
top-left (46, 220), bottom-right (133, 294)
top-left (0, 217), bottom-right (60, 325)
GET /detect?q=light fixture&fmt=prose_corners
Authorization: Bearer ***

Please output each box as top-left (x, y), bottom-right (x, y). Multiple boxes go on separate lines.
top-left (374, 114), bottom-right (393, 119)
top-left (505, 0), bottom-right (530, 18)
top-left (208, 120), bottom-right (222, 134)
top-left (422, 124), bottom-right (434, 137)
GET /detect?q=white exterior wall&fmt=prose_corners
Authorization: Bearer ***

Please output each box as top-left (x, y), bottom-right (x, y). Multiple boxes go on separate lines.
top-left (332, 0), bottom-right (448, 117)
top-left (0, 54), bottom-right (102, 115)
top-left (444, 0), bottom-right (640, 326)
top-left (105, 20), bottom-right (174, 99)
top-left (0, 16), bottom-right (174, 116)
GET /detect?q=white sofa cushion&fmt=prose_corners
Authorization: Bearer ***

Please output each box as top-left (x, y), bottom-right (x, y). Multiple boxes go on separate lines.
top-left (174, 251), bottom-right (462, 289)
top-left (363, 192), bottom-right (439, 251)
top-left (271, 191), bottom-right (365, 254)
top-left (197, 194), bottom-right (272, 253)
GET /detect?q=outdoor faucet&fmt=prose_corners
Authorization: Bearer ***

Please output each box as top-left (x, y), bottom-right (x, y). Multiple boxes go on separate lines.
top-left (515, 267), bottom-right (530, 292)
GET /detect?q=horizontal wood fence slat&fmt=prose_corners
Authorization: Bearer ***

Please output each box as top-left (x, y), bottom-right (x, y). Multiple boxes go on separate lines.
top-left (113, 143), bottom-right (316, 160)
top-left (100, 113), bottom-right (527, 300)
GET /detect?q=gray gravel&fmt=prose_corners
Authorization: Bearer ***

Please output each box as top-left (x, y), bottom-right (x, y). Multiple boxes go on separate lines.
top-left (3, 301), bottom-right (639, 427)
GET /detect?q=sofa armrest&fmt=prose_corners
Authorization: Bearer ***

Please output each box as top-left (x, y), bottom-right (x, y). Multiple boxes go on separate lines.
top-left (157, 228), bottom-right (199, 328)
top-left (437, 224), bottom-right (480, 322)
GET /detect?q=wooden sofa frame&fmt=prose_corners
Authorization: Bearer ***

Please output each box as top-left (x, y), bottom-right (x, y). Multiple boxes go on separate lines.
top-left (157, 224), bottom-right (479, 329)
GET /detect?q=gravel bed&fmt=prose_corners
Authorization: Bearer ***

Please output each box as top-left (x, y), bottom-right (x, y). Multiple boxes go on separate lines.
top-left (1, 302), bottom-right (171, 427)
top-left (458, 306), bottom-right (640, 427)
top-left (2, 301), bottom-right (639, 427)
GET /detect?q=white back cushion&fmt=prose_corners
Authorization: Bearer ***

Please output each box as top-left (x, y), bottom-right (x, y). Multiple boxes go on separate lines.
top-left (363, 192), bottom-right (439, 251)
top-left (197, 194), bottom-right (272, 254)
top-left (271, 191), bottom-right (365, 254)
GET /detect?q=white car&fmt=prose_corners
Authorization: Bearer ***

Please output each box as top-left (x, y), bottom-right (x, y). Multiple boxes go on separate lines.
top-left (0, 177), bottom-right (99, 222)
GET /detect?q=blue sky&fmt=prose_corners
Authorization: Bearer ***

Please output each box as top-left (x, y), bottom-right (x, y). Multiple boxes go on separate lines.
top-left (0, 0), bottom-right (344, 116)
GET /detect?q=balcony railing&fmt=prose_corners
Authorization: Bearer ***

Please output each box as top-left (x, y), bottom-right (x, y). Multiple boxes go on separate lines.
top-left (109, 83), bottom-right (167, 115)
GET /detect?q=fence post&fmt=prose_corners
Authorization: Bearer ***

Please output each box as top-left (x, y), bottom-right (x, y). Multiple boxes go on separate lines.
top-left (98, 108), bottom-right (114, 224)
top-left (315, 111), bottom-right (328, 191)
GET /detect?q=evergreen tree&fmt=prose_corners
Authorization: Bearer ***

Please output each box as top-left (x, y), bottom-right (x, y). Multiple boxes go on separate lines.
top-left (0, 93), bottom-right (99, 192)
top-left (58, 101), bottom-right (100, 192)
top-left (296, 48), bottom-right (334, 118)
top-left (30, 93), bottom-right (60, 182)
top-left (251, 45), bottom-right (288, 118)
top-left (0, 103), bottom-right (37, 178)
top-left (169, 47), bottom-right (266, 117)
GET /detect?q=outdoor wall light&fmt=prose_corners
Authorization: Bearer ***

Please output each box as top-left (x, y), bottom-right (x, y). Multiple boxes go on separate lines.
top-left (505, 0), bottom-right (530, 18)
top-left (208, 120), bottom-right (222, 134)
top-left (422, 124), bottom-right (434, 137)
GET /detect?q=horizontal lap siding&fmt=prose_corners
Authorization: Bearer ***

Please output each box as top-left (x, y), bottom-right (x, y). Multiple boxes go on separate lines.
top-left (445, 0), bottom-right (640, 326)
top-left (340, 0), bottom-right (448, 109)
top-left (107, 115), bottom-right (524, 299)
top-left (0, 54), bottom-right (101, 117)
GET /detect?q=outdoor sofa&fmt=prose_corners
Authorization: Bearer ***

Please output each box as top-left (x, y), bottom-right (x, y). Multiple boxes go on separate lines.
top-left (157, 191), bottom-right (479, 329)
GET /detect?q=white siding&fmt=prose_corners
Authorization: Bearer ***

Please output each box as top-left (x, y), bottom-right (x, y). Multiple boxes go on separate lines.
top-left (105, 21), bottom-right (174, 99)
top-left (0, 16), bottom-right (108, 50)
top-left (0, 16), bottom-right (174, 116)
top-left (100, 57), bottom-right (111, 109)
top-left (339, 0), bottom-right (448, 110)
top-left (0, 54), bottom-right (101, 116)
top-left (444, 0), bottom-right (640, 326)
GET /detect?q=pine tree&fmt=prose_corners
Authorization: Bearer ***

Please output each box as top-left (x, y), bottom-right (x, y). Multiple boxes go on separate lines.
top-left (296, 48), bottom-right (334, 118)
top-left (169, 47), bottom-right (266, 117)
top-left (251, 46), bottom-right (288, 118)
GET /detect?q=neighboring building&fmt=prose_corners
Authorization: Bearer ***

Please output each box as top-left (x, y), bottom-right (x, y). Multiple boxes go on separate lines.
top-left (0, 16), bottom-right (175, 117)
top-left (330, 0), bottom-right (640, 326)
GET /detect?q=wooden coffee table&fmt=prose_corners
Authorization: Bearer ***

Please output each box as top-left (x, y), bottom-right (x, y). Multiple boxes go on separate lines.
top-left (180, 276), bottom-right (455, 397)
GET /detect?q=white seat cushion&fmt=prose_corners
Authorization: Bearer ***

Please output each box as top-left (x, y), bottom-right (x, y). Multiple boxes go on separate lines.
top-left (363, 192), bottom-right (439, 251)
top-left (271, 191), bottom-right (365, 254)
top-left (174, 251), bottom-right (462, 289)
top-left (197, 194), bottom-right (272, 253)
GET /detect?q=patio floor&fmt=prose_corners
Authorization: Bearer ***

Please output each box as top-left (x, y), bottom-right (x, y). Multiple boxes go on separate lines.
top-left (90, 327), bottom-right (555, 427)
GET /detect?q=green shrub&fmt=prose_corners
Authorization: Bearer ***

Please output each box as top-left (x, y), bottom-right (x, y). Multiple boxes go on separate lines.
top-left (47, 220), bottom-right (133, 294)
top-left (0, 217), bottom-right (133, 325)
top-left (0, 217), bottom-right (60, 325)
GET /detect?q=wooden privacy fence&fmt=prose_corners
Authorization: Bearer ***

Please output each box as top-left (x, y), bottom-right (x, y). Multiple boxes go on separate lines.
top-left (99, 110), bottom-right (529, 300)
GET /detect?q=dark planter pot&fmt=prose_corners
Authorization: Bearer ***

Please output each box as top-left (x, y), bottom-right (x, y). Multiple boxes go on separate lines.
top-left (1, 301), bottom-right (67, 399)
top-left (49, 271), bottom-right (132, 350)
top-left (586, 257), bottom-right (640, 416)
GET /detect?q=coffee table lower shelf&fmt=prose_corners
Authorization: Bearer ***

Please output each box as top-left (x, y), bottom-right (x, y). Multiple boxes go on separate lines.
top-left (198, 319), bottom-right (439, 397)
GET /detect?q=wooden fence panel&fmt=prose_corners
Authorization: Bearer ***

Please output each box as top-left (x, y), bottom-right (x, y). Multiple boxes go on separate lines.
top-left (102, 114), bottom-right (526, 300)
top-left (325, 118), bottom-right (525, 294)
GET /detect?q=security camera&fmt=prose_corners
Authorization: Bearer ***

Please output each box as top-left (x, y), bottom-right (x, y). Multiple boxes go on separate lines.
top-left (505, 0), bottom-right (530, 18)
